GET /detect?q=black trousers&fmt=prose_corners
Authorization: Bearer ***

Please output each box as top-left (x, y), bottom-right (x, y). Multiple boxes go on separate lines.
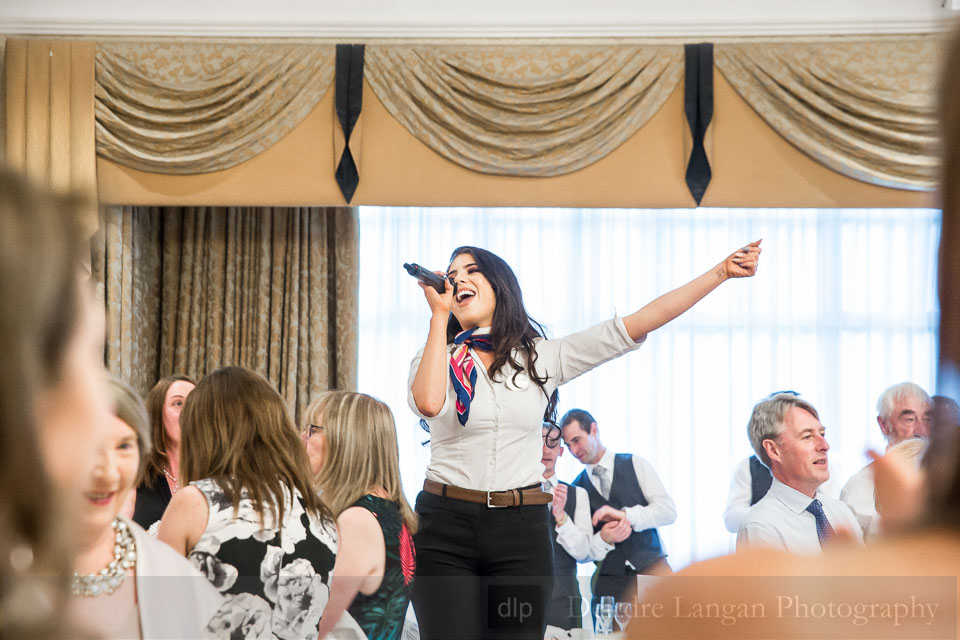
top-left (411, 490), bottom-right (554, 640)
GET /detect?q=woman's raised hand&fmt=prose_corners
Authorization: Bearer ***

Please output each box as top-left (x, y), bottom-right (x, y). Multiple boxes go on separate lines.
top-left (721, 239), bottom-right (762, 279)
top-left (419, 271), bottom-right (455, 317)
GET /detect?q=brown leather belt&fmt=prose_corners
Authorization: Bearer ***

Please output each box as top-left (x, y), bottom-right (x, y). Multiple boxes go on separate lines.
top-left (423, 479), bottom-right (553, 508)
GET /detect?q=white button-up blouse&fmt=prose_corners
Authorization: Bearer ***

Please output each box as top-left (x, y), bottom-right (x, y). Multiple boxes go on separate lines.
top-left (408, 316), bottom-right (643, 492)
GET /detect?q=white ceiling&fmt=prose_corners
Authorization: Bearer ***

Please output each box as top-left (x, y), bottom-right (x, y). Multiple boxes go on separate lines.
top-left (0, 0), bottom-right (954, 38)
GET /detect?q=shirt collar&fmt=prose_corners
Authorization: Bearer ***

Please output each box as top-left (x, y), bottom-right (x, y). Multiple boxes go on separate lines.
top-left (769, 477), bottom-right (823, 514)
top-left (587, 448), bottom-right (615, 474)
top-left (542, 474), bottom-right (559, 489)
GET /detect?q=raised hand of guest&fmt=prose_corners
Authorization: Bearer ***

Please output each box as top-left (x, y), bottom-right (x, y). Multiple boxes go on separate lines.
top-left (721, 239), bottom-right (762, 279)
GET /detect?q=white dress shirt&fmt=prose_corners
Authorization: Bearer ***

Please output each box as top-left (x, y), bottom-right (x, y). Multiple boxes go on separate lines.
top-left (408, 316), bottom-right (642, 491)
top-left (839, 462), bottom-right (878, 538)
top-left (542, 474), bottom-right (614, 562)
top-left (737, 478), bottom-right (863, 554)
top-left (583, 449), bottom-right (677, 533)
top-left (723, 456), bottom-right (843, 534)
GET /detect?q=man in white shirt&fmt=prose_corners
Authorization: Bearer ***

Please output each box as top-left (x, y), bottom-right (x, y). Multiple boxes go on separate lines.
top-left (540, 423), bottom-right (623, 631)
top-left (560, 409), bottom-right (676, 615)
top-left (840, 382), bottom-right (932, 538)
top-left (737, 394), bottom-right (862, 554)
top-left (723, 392), bottom-right (841, 534)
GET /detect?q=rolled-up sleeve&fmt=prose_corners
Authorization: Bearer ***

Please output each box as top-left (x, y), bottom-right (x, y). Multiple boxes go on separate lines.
top-left (537, 316), bottom-right (643, 387)
top-left (407, 346), bottom-right (451, 420)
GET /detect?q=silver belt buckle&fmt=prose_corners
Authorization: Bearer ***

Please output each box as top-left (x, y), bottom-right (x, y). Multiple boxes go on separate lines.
top-left (486, 490), bottom-right (507, 508)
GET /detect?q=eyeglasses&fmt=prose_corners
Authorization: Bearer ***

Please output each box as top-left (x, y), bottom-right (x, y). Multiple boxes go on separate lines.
top-left (542, 422), bottom-right (562, 448)
top-left (305, 424), bottom-right (324, 439)
top-left (767, 389), bottom-right (801, 398)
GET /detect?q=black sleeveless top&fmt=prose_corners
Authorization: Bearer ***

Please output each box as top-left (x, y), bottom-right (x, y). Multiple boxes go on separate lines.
top-left (132, 473), bottom-right (172, 532)
top-left (347, 495), bottom-right (416, 640)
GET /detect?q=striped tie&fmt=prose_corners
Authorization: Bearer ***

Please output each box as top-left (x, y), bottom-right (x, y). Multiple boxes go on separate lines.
top-left (449, 328), bottom-right (494, 426)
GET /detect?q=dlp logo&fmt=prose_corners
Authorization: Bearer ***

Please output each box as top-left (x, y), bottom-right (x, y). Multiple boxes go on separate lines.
top-left (488, 584), bottom-right (541, 631)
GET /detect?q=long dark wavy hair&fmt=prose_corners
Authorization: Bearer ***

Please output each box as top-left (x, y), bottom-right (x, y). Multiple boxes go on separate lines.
top-left (447, 247), bottom-right (558, 420)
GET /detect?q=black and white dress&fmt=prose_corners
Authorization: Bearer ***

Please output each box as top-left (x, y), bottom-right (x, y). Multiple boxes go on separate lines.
top-left (189, 478), bottom-right (338, 640)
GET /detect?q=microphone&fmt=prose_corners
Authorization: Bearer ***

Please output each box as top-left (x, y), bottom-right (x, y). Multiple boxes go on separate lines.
top-left (403, 263), bottom-right (450, 295)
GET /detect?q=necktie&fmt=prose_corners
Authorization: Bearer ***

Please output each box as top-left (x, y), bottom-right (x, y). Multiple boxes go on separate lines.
top-left (592, 465), bottom-right (611, 499)
top-left (449, 328), bottom-right (494, 426)
top-left (805, 499), bottom-right (835, 547)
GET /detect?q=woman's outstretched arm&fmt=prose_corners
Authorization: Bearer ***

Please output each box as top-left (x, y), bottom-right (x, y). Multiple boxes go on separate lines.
top-left (622, 240), bottom-right (762, 342)
top-left (410, 277), bottom-right (455, 417)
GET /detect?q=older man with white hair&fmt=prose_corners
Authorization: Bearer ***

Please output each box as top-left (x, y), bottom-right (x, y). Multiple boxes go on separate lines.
top-left (840, 382), bottom-right (932, 538)
top-left (737, 394), bottom-right (862, 553)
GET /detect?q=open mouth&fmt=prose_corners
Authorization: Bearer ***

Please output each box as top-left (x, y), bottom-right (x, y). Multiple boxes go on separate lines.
top-left (83, 491), bottom-right (116, 506)
top-left (812, 458), bottom-right (827, 466)
top-left (455, 289), bottom-right (476, 305)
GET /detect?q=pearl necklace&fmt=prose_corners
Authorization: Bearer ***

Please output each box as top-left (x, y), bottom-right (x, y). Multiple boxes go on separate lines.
top-left (162, 467), bottom-right (179, 494)
top-left (71, 518), bottom-right (137, 598)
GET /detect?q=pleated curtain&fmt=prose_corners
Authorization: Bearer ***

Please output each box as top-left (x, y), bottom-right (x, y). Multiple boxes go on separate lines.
top-left (92, 205), bottom-right (359, 422)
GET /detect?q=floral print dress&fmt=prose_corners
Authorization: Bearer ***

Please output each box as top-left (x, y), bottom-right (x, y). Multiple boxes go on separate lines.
top-left (189, 478), bottom-right (338, 640)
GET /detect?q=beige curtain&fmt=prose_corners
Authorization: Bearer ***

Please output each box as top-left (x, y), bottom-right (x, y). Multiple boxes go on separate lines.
top-left (4, 39), bottom-right (97, 229)
top-left (714, 38), bottom-right (943, 191)
top-left (364, 44), bottom-right (683, 177)
top-left (92, 205), bottom-right (358, 422)
top-left (95, 42), bottom-right (336, 174)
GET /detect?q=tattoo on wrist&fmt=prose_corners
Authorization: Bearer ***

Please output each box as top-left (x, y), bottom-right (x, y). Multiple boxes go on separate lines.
top-left (715, 266), bottom-right (726, 280)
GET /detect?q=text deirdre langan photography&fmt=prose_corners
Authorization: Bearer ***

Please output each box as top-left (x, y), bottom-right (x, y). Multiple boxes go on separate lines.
top-left (629, 595), bottom-right (940, 627)
top-left (621, 575), bottom-right (956, 639)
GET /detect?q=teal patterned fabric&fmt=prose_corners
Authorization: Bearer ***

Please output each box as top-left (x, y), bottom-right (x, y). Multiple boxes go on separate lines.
top-left (347, 495), bottom-right (416, 640)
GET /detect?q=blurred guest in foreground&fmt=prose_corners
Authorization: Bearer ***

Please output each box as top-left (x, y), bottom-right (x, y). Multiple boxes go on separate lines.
top-left (159, 366), bottom-right (338, 639)
top-left (134, 374), bottom-right (197, 534)
top-left (0, 166), bottom-right (112, 637)
top-left (306, 391), bottom-right (417, 640)
top-left (70, 376), bottom-right (221, 638)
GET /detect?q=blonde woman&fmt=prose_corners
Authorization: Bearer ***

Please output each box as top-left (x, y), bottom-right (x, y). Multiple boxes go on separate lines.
top-left (158, 367), bottom-right (338, 640)
top-left (305, 391), bottom-right (417, 640)
top-left (70, 377), bottom-right (221, 638)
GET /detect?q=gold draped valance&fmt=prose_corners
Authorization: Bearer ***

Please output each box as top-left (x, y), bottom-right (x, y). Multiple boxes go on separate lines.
top-left (95, 42), bottom-right (336, 174)
top-left (363, 44), bottom-right (684, 177)
top-left (714, 38), bottom-right (943, 191)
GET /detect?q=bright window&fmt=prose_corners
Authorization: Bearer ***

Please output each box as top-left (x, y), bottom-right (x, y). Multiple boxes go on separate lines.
top-left (358, 206), bottom-right (940, 568)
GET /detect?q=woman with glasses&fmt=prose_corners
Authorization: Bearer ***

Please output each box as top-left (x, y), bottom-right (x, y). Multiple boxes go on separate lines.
top-left (540, 423), bottom-right (618, 632)
top-left (302, 391), bottom-right (417, 640)
top-left (408, 243), bottom-right (762, 640)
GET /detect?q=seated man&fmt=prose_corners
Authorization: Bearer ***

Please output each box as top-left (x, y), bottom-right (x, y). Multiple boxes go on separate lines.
top-left (737, 393), bottom-right (862, 553)
top-left (840, 382), bottom-right (932, 538)
top-left (561, 408), bottom-right (676, 615)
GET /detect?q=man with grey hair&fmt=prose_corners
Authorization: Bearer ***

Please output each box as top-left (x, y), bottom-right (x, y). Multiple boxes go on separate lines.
top-left (737, 393), bottom-right (862, 553)
top-left (840, 382), bottom-right (932, 537)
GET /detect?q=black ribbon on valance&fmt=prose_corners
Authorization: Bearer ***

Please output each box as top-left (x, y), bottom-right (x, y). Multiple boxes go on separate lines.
top-left (335, 44), bottom-right (365, 203)
top-left (684, 43), bottom-right (714, 206)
